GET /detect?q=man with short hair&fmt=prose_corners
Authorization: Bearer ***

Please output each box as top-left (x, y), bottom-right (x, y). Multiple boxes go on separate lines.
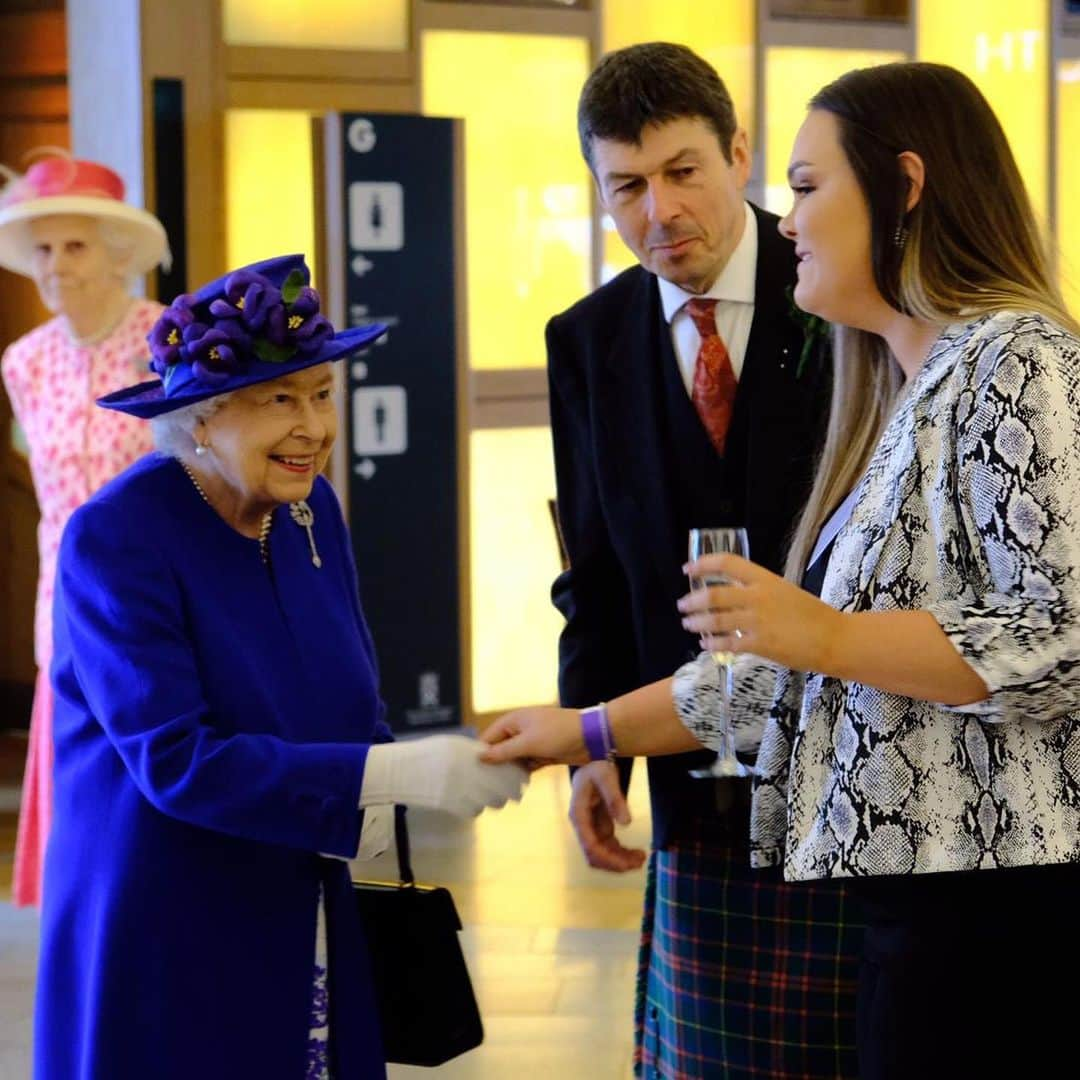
top-left (547, 42), bottom-right (860, 1077)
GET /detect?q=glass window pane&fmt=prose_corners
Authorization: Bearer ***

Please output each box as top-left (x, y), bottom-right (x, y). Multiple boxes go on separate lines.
top-left (223, 0), bottom-right (407, 51)
top-left (1059, 60), bottom-right (1080, 319)
top-left (917, 1), bottom-right (1049, 223)
top-left (470, 428), bottom-right (562, 715)
top-left (600, 213), bottom-right (636, 285)
top-left (763, 48), bottom-right (906, 216)
top-left (602, 1), bottom-right (754, 142)
top-left (422, 31), bottom-right (591, 370)
top-left (601, 1), bottom-right (755, 282)
top-left (225, 110), bottom-right (317, 277)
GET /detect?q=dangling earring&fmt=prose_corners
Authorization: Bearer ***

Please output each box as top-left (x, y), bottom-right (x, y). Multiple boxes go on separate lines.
top-left (893, 222), bottom-right (908, 250)
top-left (195, 443), bottom-right (208, 456)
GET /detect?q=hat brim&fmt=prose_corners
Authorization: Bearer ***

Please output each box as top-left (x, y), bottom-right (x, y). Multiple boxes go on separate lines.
top-left (0, 196), bottom-right (170, 277)
top-left (97, 323), bottom-right (387, 418)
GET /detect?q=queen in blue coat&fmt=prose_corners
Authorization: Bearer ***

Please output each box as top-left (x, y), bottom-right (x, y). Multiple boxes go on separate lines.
top-left (34, 255), bottom-right (525, 1080)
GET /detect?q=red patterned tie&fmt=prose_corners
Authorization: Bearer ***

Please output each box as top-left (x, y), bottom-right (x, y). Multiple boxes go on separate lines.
top-left (685, 297), bottom-right (737, 456)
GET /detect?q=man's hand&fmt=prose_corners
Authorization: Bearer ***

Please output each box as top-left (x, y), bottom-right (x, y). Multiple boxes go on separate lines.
top-left (569, 760), bottom-right (646, 873)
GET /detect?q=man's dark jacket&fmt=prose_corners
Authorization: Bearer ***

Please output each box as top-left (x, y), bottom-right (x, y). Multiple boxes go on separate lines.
top-left (546, 204), bottom-right (830, 846)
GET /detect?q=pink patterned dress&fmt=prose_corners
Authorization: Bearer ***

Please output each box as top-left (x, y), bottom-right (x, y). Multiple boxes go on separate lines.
top-left (2, 298), bottom-right (161, 907)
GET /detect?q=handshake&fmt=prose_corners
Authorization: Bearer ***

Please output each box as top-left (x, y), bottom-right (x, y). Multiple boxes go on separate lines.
top-left (362, 733), bottom-right (529, 818)
top-left (362, 713), bottom-right (642, 873)
top-left (361, 709), bottom-right (593, 820)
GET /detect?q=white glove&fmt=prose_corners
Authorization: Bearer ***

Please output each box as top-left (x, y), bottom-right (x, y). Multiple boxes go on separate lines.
top-left (360, 734), bottom-right (528, 818)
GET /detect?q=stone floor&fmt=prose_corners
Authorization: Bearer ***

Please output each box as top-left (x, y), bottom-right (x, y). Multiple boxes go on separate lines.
top-left (0, 729), bottom-right (651, 1077)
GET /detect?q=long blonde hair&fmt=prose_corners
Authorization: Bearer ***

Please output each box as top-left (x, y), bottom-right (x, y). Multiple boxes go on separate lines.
top-left (785, 62), bottom-right (1080, 581)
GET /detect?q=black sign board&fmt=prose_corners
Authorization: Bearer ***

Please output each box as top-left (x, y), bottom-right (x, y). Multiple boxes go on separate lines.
top-left (322, 113), bottom-right (463, 733)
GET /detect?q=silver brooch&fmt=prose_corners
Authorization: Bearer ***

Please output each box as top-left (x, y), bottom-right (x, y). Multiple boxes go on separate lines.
top-left (289, 500), bottom-right (322, 568)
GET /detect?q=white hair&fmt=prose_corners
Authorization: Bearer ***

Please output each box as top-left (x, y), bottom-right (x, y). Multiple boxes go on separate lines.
top-left (150, 395), bottom-right (228, 459)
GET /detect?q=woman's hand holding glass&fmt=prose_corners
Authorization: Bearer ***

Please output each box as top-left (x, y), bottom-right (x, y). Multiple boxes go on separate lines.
top-left (678, 553), bottom-right (844, 675)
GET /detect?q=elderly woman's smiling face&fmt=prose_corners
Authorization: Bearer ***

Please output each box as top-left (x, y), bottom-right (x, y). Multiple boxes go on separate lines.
top-left (29, 213), bottom-right (126, 317)
top-left (195, 363), bottom-right (337, 532)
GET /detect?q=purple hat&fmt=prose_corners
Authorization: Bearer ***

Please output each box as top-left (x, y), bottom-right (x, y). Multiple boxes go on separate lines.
top-left (98, 254), bottom-right (386, 418)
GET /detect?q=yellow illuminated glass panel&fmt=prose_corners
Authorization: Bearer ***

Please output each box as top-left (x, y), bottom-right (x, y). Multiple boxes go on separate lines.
top-left (423, 32), bottom-right (591, 370)
top-left (601, 214), bottom-right (636, 285)
top-left (763, 48), bottom-right (905, 216)
top-left (1058, 61), bottom-right (1080, 320)
top-left (601, 1), bottom-right (755, 282)
top-left (602, 0), bottom-right (754, 141)
top-left (223, 0), bottom-right (407, 51)
top-left (917, 1), bottom-right (1048, 224)
top-left (225, 110), bottom-right (317, 279)
top-left (470, 428), bottom-right (563, 715)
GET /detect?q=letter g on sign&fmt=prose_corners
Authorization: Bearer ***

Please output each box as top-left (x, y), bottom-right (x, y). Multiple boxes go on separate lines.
top-left (348, 118), bottom-right (377, 154)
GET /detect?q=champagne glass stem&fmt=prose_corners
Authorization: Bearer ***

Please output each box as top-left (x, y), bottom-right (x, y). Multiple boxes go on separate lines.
top-left (686, 526), bottom-right (752, 780)
top-left (720, 657), bottom-right (734, 760)
top-left (712, 656), bottom-right (744, 776)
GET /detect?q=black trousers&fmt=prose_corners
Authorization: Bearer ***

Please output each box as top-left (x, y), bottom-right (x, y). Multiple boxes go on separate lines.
top-left (851, 861), bottom-right (1080, 1080)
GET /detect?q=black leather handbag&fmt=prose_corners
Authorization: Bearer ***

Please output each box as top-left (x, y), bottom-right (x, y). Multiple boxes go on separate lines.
top-left (352, 807), bottom-right (484, 1067)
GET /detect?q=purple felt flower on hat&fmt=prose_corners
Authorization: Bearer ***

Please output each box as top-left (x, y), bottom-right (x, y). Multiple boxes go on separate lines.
top-left (292, 312), bottom-right (333, 353)
top-left (284, 286), bottom-right (332, 353)
top-left (263, 303), bottom-right (289, 347)
top-left (182, 320), bottom-right (246, 387)
top-left (210, 270), bottom-right (283, 334)
top-left (290, 286), bottom-right (320, 319)
top-left (148, 294), bottom-right (198, 376)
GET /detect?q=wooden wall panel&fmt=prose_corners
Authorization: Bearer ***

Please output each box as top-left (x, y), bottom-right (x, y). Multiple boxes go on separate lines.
top-left (140, 0), bottom-right (226, 287)
top-left (0, 7), bottom-right (66, 722)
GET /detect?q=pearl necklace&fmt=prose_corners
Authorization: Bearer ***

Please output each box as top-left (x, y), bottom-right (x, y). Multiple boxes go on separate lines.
top-left (180, 461), bottom-right (273, 566)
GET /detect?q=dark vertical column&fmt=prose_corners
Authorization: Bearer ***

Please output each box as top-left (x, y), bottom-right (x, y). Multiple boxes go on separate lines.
top-left (327, 112), bottom-right (462, 733)
top-left (152, 78), bottom-right (187, 302)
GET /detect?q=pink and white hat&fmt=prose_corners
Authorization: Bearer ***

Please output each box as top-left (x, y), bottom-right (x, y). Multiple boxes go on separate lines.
top-left (0, 153), bottom-right (170, 277)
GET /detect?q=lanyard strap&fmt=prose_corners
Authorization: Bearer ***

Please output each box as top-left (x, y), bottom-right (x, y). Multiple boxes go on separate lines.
top-left (808, 487), bottom-right (859, 571)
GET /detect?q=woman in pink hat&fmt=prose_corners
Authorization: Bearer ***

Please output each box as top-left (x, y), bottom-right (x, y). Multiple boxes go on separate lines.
top-left (0, 153), bottom-right (171, 907)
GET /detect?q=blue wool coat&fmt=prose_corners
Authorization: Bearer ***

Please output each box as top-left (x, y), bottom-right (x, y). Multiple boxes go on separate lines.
top-left (36, 454), bottom-right (390, 1079)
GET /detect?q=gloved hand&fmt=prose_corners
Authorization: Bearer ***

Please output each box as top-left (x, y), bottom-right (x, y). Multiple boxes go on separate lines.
top-left (360, 734), bottom-right (528, 817)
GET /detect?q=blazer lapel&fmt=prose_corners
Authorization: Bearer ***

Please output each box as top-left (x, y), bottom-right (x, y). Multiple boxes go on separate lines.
top-left (593, 271), bottom-right (683, 588)
top-left (822, 322), bottom-right (965, 610)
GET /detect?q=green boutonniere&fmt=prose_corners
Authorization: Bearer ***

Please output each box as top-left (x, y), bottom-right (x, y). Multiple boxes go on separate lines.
top-left (785, 285), bottom-right (831, 378)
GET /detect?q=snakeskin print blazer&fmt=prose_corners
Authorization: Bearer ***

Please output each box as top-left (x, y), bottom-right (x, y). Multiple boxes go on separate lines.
top-left (673, 309), bottom-right (1080, 880)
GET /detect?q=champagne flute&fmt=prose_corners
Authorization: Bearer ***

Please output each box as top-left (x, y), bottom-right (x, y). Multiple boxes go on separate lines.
top-left (686, 527), bottom-right (752, 779)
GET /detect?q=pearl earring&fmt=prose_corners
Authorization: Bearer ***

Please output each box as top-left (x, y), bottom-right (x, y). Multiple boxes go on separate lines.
top-left (195, 444), bottom-right (208, 456)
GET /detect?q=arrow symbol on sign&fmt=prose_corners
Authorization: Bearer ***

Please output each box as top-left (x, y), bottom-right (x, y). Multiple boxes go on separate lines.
top-left (355, 458), bottom-right (377, 480)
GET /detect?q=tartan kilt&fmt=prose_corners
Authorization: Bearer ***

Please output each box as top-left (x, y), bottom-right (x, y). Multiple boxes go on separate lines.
top-left (634, 840), bottom-right (862, 1079)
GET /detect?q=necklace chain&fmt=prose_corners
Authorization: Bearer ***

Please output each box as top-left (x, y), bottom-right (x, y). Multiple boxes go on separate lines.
top-left (179, 461), bottom-right (273, 566)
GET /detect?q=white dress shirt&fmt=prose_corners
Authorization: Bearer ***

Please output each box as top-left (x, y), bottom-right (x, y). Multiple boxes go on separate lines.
top-left (657, 202), bottom-right (758, 394)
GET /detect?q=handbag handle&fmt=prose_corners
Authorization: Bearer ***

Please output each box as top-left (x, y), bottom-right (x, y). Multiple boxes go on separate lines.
top-left (393, 804), bottom-right (416, 887)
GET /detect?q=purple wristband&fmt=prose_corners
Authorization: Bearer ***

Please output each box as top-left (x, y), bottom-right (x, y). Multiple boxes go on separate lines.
top-left (581, 703), bottom-right (614, 761)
